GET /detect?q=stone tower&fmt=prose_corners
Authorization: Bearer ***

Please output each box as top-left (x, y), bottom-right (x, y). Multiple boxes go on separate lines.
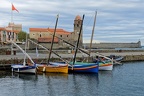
top-left (73, 15), bottom-right (83, 47)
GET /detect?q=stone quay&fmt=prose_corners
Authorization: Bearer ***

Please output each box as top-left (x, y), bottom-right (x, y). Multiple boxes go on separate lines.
top-left (1, 49), bottom-right (144, 63)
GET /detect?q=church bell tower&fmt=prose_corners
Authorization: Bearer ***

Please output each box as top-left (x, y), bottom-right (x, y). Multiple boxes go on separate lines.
top-left (73, 15), bottom-right (83, 47)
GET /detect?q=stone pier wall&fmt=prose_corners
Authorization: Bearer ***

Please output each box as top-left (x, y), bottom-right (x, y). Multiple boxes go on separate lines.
top-left (84, 41), bottom-right (141, 49)
top-left (123, 55), bottom-right (144, 62)
top-left (1, 55), bottom-right (144, 64)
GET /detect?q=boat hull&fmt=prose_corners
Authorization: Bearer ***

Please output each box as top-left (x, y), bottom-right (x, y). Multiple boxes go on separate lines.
top-left (36, 64), bottom-right (68, 74)
top-left (99, 62), bottom-right (113, 71)
top-left (69, 62), bottom-right (98, 73)
top-left (109, 55), bottom-right (124, 64)
top-left (36, 65), bottom-right (46, 72)
top-left (11, 64), bottom-right (36, 74)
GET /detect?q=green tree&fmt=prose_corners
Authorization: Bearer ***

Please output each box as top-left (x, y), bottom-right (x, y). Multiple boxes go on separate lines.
top-left (18, 31), bottom-right (29, 42)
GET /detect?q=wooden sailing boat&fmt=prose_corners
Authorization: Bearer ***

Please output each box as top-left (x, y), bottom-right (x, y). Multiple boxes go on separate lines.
top-left (28, 39), bottom-right (69, 74)
top-left (88, 11), bottom-right (113, 71)
top-left (50, 11), bottom-right (113, 71)
top-left (68, 14), bottom-right (99, 73)
top-left (10, 3), bottom-right (36, 74)
top-left (54, 11), bottom-right (113, 71)
top-left (33, 15), bottom-right (68, 74)
top-left (11, 41), bottom-right (36, 74)
top-left (47, 14), bottom-right (98, 73)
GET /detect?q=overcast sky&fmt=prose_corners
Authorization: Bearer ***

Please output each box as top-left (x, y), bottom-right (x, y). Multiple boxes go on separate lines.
top-left (1, 0), bottom-right (144, 45)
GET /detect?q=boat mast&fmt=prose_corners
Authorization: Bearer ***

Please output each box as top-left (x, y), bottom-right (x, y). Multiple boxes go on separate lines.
top-left (23, 33), bottom-right (27, 66)
top-left (89, 11), bottom-right (97, 57)
top-left (72, 14), bottom-right (85, 68)
top-left (11, 41), bottom-right (35, 64)
top-left (49, 33), bottom-right (90, 56)
top-left (47, 14), bottom-right (59, 65)
top-left (28, 39), bottom-right (70, 65)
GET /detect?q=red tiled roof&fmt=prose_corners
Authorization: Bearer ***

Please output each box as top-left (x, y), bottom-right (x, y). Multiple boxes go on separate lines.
top-left (0, 27), bottom-right (5, 30)
top-left (29, 28), bottom-right (71, 35)
top-left (0, 27), bottom-right (20, 33)
top-left (38, 37), bottom-right (58, 43)
top-left (6, 30), bottom-right (20, 33)
top-left (30, 28), bottom-right (48, 32)
top-left (75, 15), bottom-right (81, 20)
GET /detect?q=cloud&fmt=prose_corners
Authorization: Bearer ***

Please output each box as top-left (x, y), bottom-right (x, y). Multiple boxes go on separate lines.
top-left (1, 0), bottom-right (144, 45)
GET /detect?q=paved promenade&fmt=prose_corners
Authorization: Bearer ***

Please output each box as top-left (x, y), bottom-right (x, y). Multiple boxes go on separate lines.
top-left (1, 51), bottom-right (144, 60)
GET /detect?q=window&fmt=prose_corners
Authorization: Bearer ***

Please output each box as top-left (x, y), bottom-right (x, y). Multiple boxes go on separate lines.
top-left (40, 34), bottom-right (41, 37)
top-left (60, 35), bottom-right (62, 37)
top-left (8, 35), bottom-right (10, 40)
top-left (77, 24), bottom-right (79, 27)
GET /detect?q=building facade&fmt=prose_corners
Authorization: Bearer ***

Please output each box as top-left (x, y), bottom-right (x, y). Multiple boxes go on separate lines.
top-left (0, 23), bottom-right (22, 44)
top-left (29, 15), bottom-right (83, 49)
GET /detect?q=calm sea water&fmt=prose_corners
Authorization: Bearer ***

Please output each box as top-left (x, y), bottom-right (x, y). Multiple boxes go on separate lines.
top-left (0, 61), bottom-right (144, 96)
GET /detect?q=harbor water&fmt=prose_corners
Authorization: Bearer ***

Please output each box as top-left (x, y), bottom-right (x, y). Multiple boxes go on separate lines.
top-left (0, 61), bottom-right (144, 96)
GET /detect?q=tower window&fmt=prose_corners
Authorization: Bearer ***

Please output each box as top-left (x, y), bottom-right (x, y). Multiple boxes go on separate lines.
top-left (77, 24), bottom-right (79, 27)
top-left (40, 34), bottom-right (41, 37)
top-left (60, 35), bottom-right (62, 37)
top-left (78, 21), bottom-right (80, 24)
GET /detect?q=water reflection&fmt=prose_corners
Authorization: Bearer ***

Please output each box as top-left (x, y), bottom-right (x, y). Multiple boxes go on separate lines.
top-left (0, 71), bottom-right (108, 96)
top-left (37, 73), bottom-right (99, 96)
top-left (69, 73), bottom-right (99, 96)
top-left (44, 73), bottom-right (68, 96)
top-left (12, 73), bottom-right (38, 81)
top-left (98, 71), bottom-right (113, 96)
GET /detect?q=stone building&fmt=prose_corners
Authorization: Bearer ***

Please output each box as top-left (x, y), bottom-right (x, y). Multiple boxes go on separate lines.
top-left (0, 23), bottom-right (22, 44)
top-left (29, 15), bottom-right (83, 49)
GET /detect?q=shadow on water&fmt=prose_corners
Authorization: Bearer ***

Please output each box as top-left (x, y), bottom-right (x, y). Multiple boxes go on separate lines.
top-left (0, 71), bottom-right (12, 78)
top-left (37, 72), bottom-right (69, 79)
top-left (11, 73), bottom-right (38, 81)
top-left (0, 71), bottom-right (38, 80)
